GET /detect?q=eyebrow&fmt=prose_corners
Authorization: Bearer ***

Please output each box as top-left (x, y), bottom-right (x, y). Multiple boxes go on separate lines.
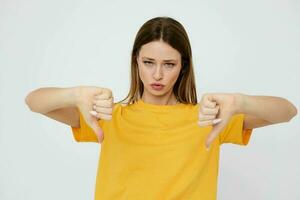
top-left (141, 57), bottom-right (177, 62)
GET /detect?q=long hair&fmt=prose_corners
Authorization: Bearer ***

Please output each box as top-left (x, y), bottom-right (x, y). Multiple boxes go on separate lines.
top-left (116, 16), bottom-right (198, 105)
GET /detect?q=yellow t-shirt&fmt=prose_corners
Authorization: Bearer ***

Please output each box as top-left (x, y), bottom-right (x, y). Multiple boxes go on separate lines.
top-left (71, 99), bottom-right (253, 200)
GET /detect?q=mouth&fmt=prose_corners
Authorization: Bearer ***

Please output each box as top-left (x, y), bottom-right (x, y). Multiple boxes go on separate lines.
top-left (150, 83), bottom-right (165, 91)
top-left (151, 83), bottom-right (165, 87)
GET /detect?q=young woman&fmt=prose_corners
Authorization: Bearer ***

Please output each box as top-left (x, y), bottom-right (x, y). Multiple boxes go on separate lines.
top-left (25, 17), bottom-right (297, 200)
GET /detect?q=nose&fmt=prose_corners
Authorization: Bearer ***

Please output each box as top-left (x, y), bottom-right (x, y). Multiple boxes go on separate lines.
top-left (153, 66), bottom-right (163, 80)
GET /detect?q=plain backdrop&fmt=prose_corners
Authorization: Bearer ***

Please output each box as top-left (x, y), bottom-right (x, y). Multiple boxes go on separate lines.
top-left (1, 0), bottom-right (299, 199)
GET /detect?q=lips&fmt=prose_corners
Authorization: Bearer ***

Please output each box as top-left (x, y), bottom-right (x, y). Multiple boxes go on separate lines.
top-left (150, 83), bottom-right (165, 91)
top-left (150, 83), bottom-right (165, 87)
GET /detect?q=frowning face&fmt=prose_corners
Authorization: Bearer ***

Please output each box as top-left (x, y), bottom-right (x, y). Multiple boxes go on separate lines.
top-left (136, 40), bottom-right (182, 100)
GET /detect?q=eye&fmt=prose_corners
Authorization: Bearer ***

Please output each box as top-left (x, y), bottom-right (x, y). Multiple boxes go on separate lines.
top-left (165, 63), bottom-right (175, 67)
top-left (143, 61), bottom-right (153, 66)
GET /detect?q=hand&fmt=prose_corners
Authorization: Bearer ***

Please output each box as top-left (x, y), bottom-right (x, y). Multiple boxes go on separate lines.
top-left (198, 93), bottom-right (242, 150)
top-left (76, 86), bottom-right (114, 143)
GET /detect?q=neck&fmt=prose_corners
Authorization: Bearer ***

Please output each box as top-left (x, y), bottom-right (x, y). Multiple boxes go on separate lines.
top-left (141, 91), bottom-right (178, 105)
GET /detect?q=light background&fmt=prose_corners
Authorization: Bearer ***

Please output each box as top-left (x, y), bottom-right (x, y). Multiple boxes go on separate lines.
top-left (1, 0), bottom-right (299, 199)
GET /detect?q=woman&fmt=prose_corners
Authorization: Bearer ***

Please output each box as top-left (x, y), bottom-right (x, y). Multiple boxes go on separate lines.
top-left (25, 17), bottom-right (297, 200)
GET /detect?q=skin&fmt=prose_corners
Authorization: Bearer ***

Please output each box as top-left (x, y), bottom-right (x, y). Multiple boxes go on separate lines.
top-left (26, 40), bottom-right (297, 146)
top-left (199, 93), bottom-right (297, 149)
top-left (136, 39), bottom-right (182, 105)
top-left (134, 39), bottom-right (298, 150)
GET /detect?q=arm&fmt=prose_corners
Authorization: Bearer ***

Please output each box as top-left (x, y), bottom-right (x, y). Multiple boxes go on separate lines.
top-left (235, 93), bottom-right (298, 129)
top-left (25, 87), bottom-right (81, 127)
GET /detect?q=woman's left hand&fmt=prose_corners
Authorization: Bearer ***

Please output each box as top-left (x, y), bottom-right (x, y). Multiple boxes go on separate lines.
top-left (198, 93), bottom-right (242, 150)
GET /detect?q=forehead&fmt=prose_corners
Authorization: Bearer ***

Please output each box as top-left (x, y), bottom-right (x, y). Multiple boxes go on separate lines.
top-left (139, 40), bottom-right (181, 61)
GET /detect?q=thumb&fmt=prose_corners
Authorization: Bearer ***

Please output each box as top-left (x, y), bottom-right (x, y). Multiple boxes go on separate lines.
top-left (89, 117), bottom-right (104, 144)
top-left (205, 118), bottom-right (228, 150)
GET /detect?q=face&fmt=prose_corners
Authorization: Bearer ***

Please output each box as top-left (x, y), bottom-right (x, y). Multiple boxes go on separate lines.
top-left (136, 40), bottom-right (182, 100)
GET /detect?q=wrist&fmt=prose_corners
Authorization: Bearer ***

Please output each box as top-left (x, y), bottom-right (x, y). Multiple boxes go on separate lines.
top-left (233, 93), bottom-right (247, 114)
top-left (67, 86), bottom-right (83, 107)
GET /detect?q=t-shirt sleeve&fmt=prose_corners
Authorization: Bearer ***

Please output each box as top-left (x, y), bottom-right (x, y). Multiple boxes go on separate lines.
top-left (218, 113), bottom-right (253, 146)
top-left (70, 108), bottom-right (105, 143)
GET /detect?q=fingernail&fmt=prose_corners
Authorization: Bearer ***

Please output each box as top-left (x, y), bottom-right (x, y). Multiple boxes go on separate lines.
top-left (89, 110), bottom-right (97, 116)
top-left (212, 118), bottom-right (222, 124)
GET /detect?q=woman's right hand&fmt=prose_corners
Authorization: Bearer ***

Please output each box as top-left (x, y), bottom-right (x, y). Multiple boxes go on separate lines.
top-left (75, 86), bottom-right (114, 143)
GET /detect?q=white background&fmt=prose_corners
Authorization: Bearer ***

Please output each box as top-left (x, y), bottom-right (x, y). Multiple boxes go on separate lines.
top-left (1, 0), bottom-right (299, 199)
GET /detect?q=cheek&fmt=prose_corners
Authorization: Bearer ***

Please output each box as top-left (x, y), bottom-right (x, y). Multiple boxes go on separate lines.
top-left (138, 67), bottom-right (147, 83)
top-left (168, 71), bottom-right (181, 84)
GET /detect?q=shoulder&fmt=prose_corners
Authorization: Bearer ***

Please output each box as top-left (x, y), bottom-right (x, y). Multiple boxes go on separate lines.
top-left (112, 102), bottom-right (128, 113)
top-left (184, 102), bottom-right (200, 110)
top-left (113, 102), bottom-right (128, 107)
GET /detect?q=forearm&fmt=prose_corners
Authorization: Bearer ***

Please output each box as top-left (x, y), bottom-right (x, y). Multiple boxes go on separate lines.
top-left (236, 93), bottom-right (298, 123)
top-left (25, 87), bottom-right (80, 114)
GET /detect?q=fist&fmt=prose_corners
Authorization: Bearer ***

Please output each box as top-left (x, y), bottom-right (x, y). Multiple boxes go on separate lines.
top-left (198, 93), bottom-right (240, 150)
top-left (76, 86), bottom-right (114, 143)
top-left (89, 89), bottom-right (114, 121)
top-left (198, 96), bottom-right (222, 127)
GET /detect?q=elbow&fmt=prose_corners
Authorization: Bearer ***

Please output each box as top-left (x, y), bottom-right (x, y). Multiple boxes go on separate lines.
top-left (25, 93), bottom-right (35, 112)
top-left (25, 95), bottom-right (31, 110)
top-left (25, 94), bottom-right (30, 106)
top-left (290, 105), bottom-right (298, 120)
top-left (286, 100), bottom-right (298, 122)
